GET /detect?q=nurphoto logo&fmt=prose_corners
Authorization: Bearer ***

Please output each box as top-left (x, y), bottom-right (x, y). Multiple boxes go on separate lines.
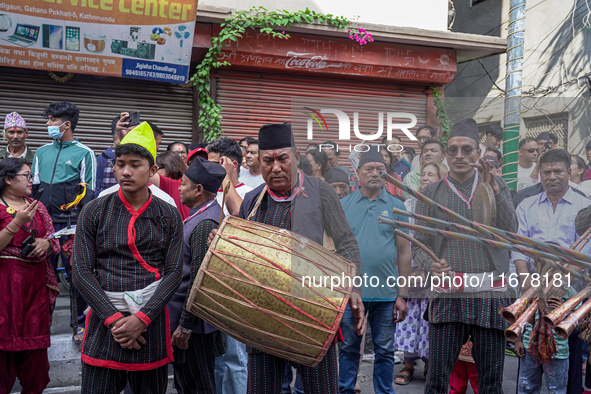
top-left (302, 106), bottom-right (417, 154)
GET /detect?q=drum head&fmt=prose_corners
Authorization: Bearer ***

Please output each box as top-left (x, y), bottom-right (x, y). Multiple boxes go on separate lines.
top-left (473, 183), bottom-right (496, 226)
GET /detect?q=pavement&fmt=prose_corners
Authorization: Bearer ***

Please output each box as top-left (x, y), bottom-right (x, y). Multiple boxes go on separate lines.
top-left (8, 288), bottom-right (574, 393)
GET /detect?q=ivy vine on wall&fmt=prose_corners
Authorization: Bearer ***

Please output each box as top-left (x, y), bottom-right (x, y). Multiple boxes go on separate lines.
top-left (431, 86), bottom-right (451, 144)
top-left (190, 6), bottom-right (373, 142)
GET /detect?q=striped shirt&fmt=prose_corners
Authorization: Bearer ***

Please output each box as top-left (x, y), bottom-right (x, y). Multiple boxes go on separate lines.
top-left (412, 173), bottom-right (518, 329)
top-left (72, 190), bottom-right (183, 369)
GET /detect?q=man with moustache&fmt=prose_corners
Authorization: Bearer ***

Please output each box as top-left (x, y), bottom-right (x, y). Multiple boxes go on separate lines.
top-left (412, 119), bottom-right (518, 393)
top-left (339, 148), bottom-right (411, 394)
top-left (1, 112), bottom-right (35, 162)
top-left (234, 123), bottom-right (365, 393)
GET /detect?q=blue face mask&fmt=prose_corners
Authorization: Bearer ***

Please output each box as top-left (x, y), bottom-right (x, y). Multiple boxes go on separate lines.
top-left (47, 122), bottom-right (66, 140)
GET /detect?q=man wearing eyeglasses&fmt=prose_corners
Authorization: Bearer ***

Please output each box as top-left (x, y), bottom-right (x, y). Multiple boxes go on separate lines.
top-left (411, 118), bottom-right (518, 393)
top-left (517, 138), bottom-right (539, 191)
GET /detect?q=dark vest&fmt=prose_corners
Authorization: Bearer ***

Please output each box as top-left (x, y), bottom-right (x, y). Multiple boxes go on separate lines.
top-left (241, 175), bottom-right (324, 244)
top-left (168, 199), bottom-right (222, 334)
top-left (428, 178), bottom-right (509, 274)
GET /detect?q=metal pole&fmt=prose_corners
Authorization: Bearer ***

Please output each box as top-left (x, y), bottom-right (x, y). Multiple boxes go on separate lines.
top-left (502, 0), bottom-right (526, 190)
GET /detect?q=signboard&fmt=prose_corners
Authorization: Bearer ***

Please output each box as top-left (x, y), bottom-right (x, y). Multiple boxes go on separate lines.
top-left (195, 26), bottom-right (456, 84)
top-left (0, 0), bottom-right (197, 83)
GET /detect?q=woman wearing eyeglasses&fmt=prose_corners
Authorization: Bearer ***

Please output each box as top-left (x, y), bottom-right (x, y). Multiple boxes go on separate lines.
top-left (0, 158), bottom-right (60, 394)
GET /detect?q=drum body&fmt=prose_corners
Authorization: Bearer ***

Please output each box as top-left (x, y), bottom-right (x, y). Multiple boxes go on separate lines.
top-left (187, 216), bottom-right (356, 367)
top-left (473, 182), bottom-right (496, 226)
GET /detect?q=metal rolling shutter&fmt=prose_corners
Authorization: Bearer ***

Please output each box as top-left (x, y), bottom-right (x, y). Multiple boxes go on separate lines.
top-left (215, 70), bottom-right (429, 156)
top-left (0, 66), bottom-right (194, 155)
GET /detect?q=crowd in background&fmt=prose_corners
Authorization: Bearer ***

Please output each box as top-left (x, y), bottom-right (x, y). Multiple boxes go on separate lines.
top-left (2, 102), bottom-right (591, 394)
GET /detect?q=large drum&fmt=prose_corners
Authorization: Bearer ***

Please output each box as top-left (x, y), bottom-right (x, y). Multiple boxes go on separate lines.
top-left (186, 216), bottom-right (356, 367)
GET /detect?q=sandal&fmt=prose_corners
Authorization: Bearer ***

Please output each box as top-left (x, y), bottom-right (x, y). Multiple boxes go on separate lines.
top-left (394, 366), bottom-right (414, 385)
top-left (72, 327), bottom-right (84, 345)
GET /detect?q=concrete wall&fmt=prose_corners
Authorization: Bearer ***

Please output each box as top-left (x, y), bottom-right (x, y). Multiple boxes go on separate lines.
top-left (445, 0), bottom-right (507, 99)
top-left (197, 0), bottom-right (449, 31)
top-left (445, 0), bottom-right (591, 156)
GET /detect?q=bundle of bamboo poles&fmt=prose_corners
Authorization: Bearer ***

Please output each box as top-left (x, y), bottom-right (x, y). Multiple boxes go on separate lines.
top-left (504, 284), bottom-right (591, 342)
top-left (378, 172), bottom-right (591, 344)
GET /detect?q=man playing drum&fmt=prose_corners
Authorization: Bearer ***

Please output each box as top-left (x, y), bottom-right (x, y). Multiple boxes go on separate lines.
top-left (412, 119), bottom-right (518, 393)
top-left (232, 123), bottom-right (365, 394)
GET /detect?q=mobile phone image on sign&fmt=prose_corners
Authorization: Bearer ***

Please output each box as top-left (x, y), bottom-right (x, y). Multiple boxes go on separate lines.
top-left (66, 26), bottom-right (80, 51)
top-left (42, 24), bottom-right (63, 49)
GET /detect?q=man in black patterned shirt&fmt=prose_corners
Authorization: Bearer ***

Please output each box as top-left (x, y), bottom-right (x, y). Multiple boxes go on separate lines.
top-left (412, 119), bottom-right (518, 394)
top-left (73, 122), bottom-right (183, 394)
top-left (236, 123), bottom-right (365, 394)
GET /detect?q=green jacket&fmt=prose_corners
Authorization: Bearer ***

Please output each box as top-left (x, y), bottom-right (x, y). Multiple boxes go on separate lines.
top-left (31, 139), bottom-right (96, 223)
top-left (0, 145), bottom-right (35, 163)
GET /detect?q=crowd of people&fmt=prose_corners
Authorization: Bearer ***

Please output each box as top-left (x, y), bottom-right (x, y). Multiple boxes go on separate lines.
top-left (1, 101), bottom-right (591, 394)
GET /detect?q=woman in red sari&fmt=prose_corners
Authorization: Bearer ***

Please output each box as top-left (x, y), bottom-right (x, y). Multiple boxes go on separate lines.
top-left (0, 158), bottom-right (60, 394)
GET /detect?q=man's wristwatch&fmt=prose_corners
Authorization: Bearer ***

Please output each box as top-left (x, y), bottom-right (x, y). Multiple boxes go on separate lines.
top-left (180, 326), bottom-right (193, 335)
top-left (398, 295), bottom-right (409, 301)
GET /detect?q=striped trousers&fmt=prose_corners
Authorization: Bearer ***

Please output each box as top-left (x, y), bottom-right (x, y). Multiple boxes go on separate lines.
top-left (173, 332), bottom-right (220, 394)
top-left (426, 322), bottom-right (505, 394)
top-left (81, 363), bottom-right (168, 394)
top-left (247, 343), bottom-right (338, 394)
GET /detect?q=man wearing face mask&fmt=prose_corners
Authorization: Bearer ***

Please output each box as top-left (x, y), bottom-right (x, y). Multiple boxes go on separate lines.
top-left (31, 101), bottom-right (97, 345)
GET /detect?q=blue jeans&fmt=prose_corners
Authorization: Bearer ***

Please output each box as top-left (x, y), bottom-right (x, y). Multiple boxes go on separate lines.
top-left (339, 301), bottom-right (396, 394)
top-left (518, 351), bottom-right (569, 394)
top-left (215, 334), bottom-right (247, 394)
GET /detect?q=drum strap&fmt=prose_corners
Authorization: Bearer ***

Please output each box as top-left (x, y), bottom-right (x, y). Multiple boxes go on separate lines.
top-left (247, 186), bottom-right (268, 220)
top-left (247, 182), bottom-right (332, 249)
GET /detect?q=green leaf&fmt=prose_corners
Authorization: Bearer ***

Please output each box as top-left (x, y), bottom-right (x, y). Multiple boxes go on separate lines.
top-left (190, 6), bottom-right (361, 128)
